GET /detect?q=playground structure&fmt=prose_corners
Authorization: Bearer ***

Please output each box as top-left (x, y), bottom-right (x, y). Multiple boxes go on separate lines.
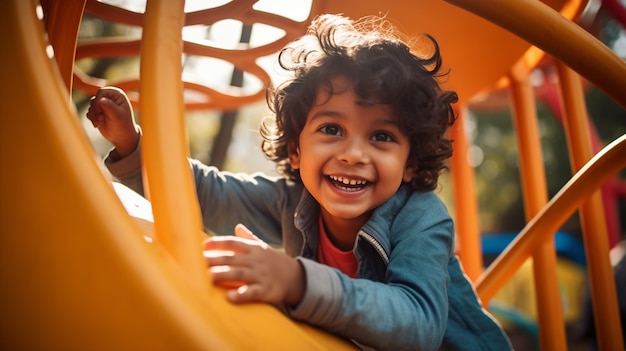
top-left (1, 0), bottom-right (625, 349)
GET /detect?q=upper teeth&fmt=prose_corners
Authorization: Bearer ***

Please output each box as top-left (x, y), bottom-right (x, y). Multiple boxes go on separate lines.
top-left (330, 175), bottom-right (366, 185)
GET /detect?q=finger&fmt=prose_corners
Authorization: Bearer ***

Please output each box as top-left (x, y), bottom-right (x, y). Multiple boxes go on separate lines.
top-left (95, 86), bottom-right (123, 99)
top-left (203, 236), bottom-right (241, 251)
top-left (203, 236), bottom-right (256, 252)
top-left (97, 86), bottom-right (131, 108)
top-left (97, 96), bottom-right (121, 117)
top-left (204, 249), bottom-right (237, 267)
top-left (90, 116), bottom-right (100, 128)
top-left (86, 98), bottom-right (101, 118)
top-left (234, 223), bottom-right (261, 242)
top-left (203, 249), bottom-right (235, 259)
top-left (209, 266), bottom-right (247, 289)
top-left (234, 224), bottom-right (269, 250)
top-left (202, 236), bottom-right (219, 250)
top-left (226, 285), bottom-right (260, 304)
top-left (85, 109), bottom-right (102, 128)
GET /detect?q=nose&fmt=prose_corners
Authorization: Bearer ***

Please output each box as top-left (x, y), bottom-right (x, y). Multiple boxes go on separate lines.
top-left (337, 137), bottom-right (370, 165)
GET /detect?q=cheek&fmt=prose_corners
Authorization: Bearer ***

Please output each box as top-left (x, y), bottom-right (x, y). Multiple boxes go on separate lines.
top-left (382, 153), bottom-right (413, 184)
top-left (377, 159), bottom-right (402, 180)
top-left (295, 148), bottom-right (328, 188)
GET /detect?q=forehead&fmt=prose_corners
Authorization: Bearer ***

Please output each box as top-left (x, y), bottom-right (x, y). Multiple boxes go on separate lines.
top-left (317, 75), bottom-right (395, 106)
top-left (309, 77), bottom-right (399, 124)
top-left (314, 76), bottom-right (383, 108)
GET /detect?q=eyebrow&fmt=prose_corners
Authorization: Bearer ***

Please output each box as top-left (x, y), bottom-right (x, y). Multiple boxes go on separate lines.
top-left (308, 109), bottom-right (342, 121)
top-left (309, 109), bottom-right (401, 128)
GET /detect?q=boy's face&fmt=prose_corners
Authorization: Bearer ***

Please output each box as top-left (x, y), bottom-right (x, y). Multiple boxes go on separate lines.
top-left (290, 77), bottom-right (413, 227)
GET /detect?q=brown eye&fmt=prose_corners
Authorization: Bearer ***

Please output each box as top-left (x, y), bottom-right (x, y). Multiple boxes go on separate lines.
top-left (320, 124), bottom-right (342, 136)
top-left (371, 132), bottom-right (395, 142)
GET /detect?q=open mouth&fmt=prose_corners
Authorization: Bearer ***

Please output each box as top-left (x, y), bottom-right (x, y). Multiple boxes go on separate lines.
top-left (328, 175), bottom-right (369, 192)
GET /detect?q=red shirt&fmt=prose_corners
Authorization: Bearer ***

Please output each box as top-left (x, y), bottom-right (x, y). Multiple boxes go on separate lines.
top-left (317, 216), bottom-right (358, 278)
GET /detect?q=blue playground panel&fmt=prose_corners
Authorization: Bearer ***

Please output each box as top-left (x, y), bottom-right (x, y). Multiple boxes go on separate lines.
top-left (482, 231), bottom-right (587, 267)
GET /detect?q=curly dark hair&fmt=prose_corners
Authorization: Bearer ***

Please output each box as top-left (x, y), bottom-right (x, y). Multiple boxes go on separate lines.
top-left (261, 14), bottom-right (458, 191)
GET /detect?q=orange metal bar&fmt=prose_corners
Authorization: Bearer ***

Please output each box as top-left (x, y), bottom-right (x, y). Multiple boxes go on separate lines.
top-left (84, 0), bottom-right (144, 26)
top-left (39, 0), bottom-right (86, 95)
top-left (444, 0), bottom-right (626, 109)
top-left (140, 0), bottom-right (208, 294)
top-left (476, 134), bottom-right (626, 300)
top-left (554, 62), bottom-right (624, 351)
top-left (449, 108), bottom-right (484, 282)
top-left (509, 62), bottom-right (567, 351)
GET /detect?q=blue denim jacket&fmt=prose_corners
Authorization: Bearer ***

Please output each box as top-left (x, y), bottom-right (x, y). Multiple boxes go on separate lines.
top-left (106, 146), bottom-right (512, 351)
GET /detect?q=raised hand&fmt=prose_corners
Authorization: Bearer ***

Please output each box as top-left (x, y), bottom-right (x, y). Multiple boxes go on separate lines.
top-left (204, 224), bottom-right (305, 307)
top-left (86, 86), bottom-right (139, 158)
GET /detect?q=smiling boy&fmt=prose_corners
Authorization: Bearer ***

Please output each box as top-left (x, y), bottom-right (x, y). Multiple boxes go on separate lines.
top-left (88, 14), bottom-right (511, 351)
top-left (292, 76), bottom-right (414, 252)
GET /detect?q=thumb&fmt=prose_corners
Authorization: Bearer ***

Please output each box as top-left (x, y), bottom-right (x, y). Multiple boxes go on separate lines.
top-left (234, 223), bottom-right (262, 242)
top-left (98, 97), bottom-right (122, 117)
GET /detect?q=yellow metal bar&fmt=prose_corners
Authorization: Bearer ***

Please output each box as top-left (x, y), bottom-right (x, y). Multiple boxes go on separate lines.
top-left (476, 134), bottom-right (626, 302)
top-left (449, 108), bottom-right (484, 282)
top-left (444, 0), bottom-right (626, 110)
top-left (0, 1), bottom-right (357, 348)
top-left (1, 1), bottom-right (232, 348)
top-left (508, 63), bottom-right (567, 351)
top-left (555, 62), bottom-right (624, 351)
top-left (139, 0), bottom-right (208, 294)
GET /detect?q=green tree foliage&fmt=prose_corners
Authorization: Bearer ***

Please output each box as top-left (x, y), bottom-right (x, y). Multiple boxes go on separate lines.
top-left (470, 90), bottom-right (625, 235)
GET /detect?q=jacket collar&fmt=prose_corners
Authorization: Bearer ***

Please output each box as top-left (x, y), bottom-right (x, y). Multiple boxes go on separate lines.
top-left (293, 184), bottom-right (413, 265)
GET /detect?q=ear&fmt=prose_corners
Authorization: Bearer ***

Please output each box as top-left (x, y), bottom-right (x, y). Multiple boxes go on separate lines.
top-left (288, 144), bottom-right (301, 169)
top-left (403, 163), bottom-right (416, 182)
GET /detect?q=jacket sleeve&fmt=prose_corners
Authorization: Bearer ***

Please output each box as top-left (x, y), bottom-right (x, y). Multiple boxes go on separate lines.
top-left (188, 158), bottom-right (301, 245)
top-left (287, 192), bottom-right (453, 351)
top-left (104, 139), bottom-right (145, 196)
top-left (104, 137), bottom-right (300, 245)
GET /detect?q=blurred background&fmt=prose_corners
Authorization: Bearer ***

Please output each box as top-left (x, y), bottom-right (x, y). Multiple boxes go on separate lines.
top-left (72, 1), bottom-right (626, 349)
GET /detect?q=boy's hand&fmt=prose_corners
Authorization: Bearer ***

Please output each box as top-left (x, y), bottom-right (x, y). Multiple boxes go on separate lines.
top-left (86, 86), bottom-right (139, 158)
top-left (204, 224), bottom-right (305, 307)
